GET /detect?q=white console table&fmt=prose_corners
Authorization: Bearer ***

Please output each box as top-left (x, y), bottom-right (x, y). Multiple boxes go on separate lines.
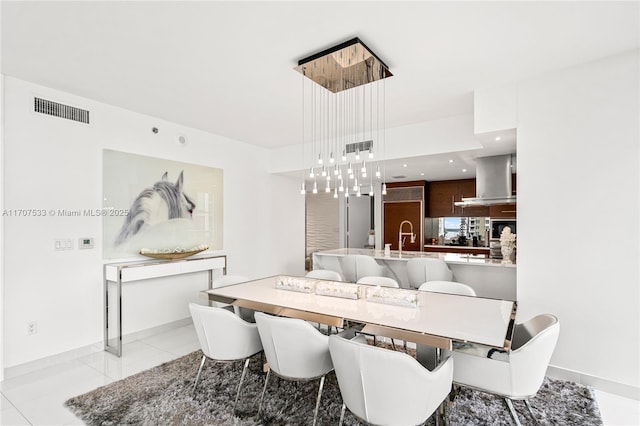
top-left (103, 254), bottom-right (227, 356)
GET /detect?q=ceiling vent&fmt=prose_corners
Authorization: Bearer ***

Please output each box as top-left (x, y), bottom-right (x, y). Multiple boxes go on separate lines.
top-left (34, 97), bottom-right (90, 124)
top-left (345, 140), bottom-right (373, 154)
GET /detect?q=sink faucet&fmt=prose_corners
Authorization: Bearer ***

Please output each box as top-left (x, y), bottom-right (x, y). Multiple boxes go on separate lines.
top-left (398, 220), bottom-right (416, 256)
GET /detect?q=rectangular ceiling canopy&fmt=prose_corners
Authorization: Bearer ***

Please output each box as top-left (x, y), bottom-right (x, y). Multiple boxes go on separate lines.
top-left (294, 37), bottom-right (393, 93)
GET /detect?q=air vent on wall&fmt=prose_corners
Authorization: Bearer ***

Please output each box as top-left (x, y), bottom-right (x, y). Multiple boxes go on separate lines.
top-left (383, 186), bottom-right (424, 202)
top-left (34, 97), bottom-right (90, 124)
top-left (345, 140), bottom-right (373, 154)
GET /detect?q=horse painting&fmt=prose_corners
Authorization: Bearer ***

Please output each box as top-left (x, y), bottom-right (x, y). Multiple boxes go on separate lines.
top-left (115, 171), bottom-right (196, 245)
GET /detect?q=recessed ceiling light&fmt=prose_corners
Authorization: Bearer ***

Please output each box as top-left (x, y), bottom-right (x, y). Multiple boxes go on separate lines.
top-left (495, 136), bottom-right (501, 141)
top-left (420, 172), bottom-right (424, 176)
top-left (448, 159), bottom-right (454, 163)
top-left (462, 168), bottom-right (467, 172)
top-left (403, 164), bottom-right (407, 168)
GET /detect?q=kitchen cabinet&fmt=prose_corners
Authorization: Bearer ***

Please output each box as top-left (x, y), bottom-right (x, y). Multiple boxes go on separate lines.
top-left (383, 181), bottom-right (425, 251)
top-left (427, 180), bottom-right (458, 217)
top-left (489, 203), bottom-right (517, 218)
top-left (427, 174), bottom-right (516, 218)
top-left (428, 179), bottom-right (489, 217)
top-left (383, 201), bottom-right (423, 251)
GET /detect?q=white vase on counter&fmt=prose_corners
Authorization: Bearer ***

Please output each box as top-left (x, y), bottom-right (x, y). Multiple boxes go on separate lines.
top-left (501, 245), bottom-right (515, 263)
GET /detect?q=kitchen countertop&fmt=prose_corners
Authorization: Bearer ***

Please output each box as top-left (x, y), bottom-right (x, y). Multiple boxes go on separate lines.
top-left (424, 244), bottom-right (490, 250)
top-left (314, 248), bottom-right (514, 268)
top-left (312, 248), bottom-right (517, 299)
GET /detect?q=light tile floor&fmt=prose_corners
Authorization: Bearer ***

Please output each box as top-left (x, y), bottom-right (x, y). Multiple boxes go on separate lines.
top-left (1, 324), bottom-right (638, 425)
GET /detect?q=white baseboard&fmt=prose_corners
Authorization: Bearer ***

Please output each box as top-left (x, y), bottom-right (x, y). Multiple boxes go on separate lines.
top-left (120, 317), bottom-right (193, 345)
top-left (547, 365), bottom-right (640, 401)
top-left (3, 317), bottom-right (193, 380)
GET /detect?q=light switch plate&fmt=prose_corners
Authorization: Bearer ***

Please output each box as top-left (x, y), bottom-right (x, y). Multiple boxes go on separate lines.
top-left (55, 239), bottom-right (73, 250)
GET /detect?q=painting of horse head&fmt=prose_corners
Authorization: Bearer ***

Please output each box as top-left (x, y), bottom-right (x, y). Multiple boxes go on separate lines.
top-left (115, 171), bottom-right (196, 245)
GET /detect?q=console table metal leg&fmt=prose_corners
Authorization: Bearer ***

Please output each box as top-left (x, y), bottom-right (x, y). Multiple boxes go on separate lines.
top-left (103, 265), bottom-right (108, 352)
top-left (116, 276), bottom-right (122, 357)
top-left (104, 267), bottom-right (123, 357)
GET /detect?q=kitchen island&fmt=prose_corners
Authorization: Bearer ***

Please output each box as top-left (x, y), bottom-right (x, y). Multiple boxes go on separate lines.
top-left (312, 248), bottom-right (516, 300)
top-left (423, 244), bottom-right (491, 256)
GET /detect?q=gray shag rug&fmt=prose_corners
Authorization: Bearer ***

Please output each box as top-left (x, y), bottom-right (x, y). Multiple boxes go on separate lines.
top-left (65, 350), bottom-right (602, 425)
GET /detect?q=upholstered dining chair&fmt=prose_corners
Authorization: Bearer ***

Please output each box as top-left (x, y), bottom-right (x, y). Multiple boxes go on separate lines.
top-left (417, 280), bottom-right (476, 370)
top-left (356, 275), bottom-right (400, 288)
top-left (341, 254), bottom-right (386, 283)
top-left (188, 303), bottom-right (263, 413)
top-left (305, 269), bottom-right (344, 334)
top-left (328, 334), bottom-right (454, 426)
top-left (406, 258), bottom-right (453, 289)
top-left (357, 275), bottom-right (405, 349)
top-left (418, 280), bottom-right (476, 296)
top-left (447, 314), bottom-right (560, 426)
top-left (305, 269), bottom-right (343, 281)
top-left (254, 312), bottom-right (334, 426)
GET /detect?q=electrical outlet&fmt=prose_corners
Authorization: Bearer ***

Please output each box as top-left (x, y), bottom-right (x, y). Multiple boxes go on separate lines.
top-left (27, 321), bottom-right (37, 335)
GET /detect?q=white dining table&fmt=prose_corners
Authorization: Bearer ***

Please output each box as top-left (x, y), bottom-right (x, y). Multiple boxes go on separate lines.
top-left (202, 275), bottom-right (517, 351)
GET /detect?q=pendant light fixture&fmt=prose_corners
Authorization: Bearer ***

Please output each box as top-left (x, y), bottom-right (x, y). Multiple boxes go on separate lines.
top-left (296, 37), bottom-right (392, 197)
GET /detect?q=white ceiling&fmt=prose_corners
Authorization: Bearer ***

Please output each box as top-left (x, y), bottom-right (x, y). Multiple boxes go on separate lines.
top-left (2, 1), bottom-right (638, 181)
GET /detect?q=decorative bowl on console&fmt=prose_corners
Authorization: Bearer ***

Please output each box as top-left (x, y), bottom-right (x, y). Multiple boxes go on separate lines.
top-left (139, 244), bottom-right (209, 260)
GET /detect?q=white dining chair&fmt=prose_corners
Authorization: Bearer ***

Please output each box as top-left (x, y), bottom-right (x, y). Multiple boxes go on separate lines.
top-left (329, 334), bottom-right (454, 426)
top-left (447, 314), bottom-right (560, 426)
top-left (357, 275), bottom-right (404, 349)
top-left (305, 269), bottom-right (343, 281)
top-left (254, 312), bottom-right (334, 426)
top-left (188, 303), bottom-right (263, 413)
top-left (356, 275), bottom-right (399, 288)
top-left (305, 269), bottom-right (344, 334)
top-left (406, 258), bottom-right (453, 288)
top-left (340, 254), bottom-right (386, 283)
top-left (418, 280), bottom-right (476, 296)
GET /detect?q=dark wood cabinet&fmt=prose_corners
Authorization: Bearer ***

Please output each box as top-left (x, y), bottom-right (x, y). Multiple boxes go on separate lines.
top-left (427, 179), bottom-right (489, 217)
top-left (489, 203), bottom-right (517, 218)
top-left (427, 180), bottom-right (459, 217)
top-left (383, 181), bottom-right (425, 251)
top-left (383, 201), bottom-right (423, 251)
top-left (427, 174), bottom-right (517, 218)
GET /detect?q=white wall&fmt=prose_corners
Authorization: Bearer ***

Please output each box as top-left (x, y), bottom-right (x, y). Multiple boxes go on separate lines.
top-left (269, 114), bottom-right (482, 175)
top-left (474, 83), bottom-right (517, 134)
top-left (517, 50), bottom-right (639, 393)
top-left (0, 74), bottom-right (6, 381)
top-left (1, 76), bottom-right (304, 369)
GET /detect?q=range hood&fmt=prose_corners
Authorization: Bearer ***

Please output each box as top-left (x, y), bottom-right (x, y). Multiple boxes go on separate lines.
top-left (454, 154), bottom-right (516, 207)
